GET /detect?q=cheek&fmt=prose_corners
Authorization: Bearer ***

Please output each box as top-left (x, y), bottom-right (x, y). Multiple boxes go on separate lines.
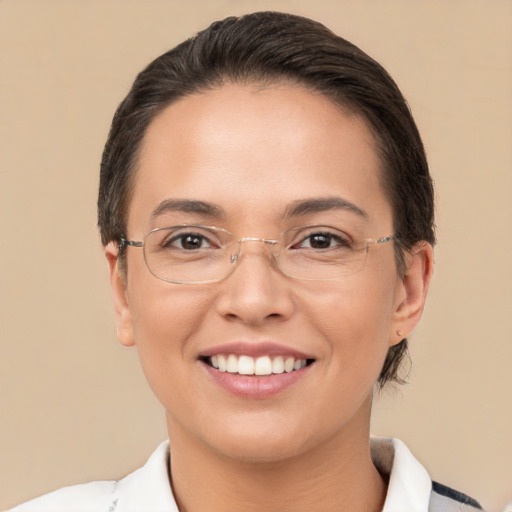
top-left (129, 283), bottom-right (211, 351)
top-left (126, 271), bottom-right (213, 391)
top-left (306, 273), bottom-right (396, 339)
top-left (127, 289), bottom-right (218, 431)
top-left (303, 272), bottom-right (398, 377)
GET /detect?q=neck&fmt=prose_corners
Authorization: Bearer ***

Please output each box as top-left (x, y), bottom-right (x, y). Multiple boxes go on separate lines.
top-left (166, 401), bottom-right (386, 512)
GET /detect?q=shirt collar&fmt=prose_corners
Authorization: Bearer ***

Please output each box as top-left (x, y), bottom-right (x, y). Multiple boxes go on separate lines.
top-left (114, 437), bottom-right (431, 512)
top-left (371, 436), bottom-right (432, 512)
top-left (115, 440), bottom-right (178, 512)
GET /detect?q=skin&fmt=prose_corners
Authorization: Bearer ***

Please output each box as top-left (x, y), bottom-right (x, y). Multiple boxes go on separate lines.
top-left (106, 83), bottom-right (433, 512)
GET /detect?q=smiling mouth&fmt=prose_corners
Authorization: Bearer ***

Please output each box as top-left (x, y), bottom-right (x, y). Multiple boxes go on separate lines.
top-left (201, 354), bottom-right (315, 376)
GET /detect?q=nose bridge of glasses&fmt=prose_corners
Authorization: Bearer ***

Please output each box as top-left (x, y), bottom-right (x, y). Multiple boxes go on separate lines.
top-left (238, 236), bottom-right (279, 245)
top-left (229, 236), bottom-right (279, 264)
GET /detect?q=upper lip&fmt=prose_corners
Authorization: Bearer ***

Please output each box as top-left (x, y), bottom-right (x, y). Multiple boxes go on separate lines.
top-left (199, 341), bottom-right (313, 360)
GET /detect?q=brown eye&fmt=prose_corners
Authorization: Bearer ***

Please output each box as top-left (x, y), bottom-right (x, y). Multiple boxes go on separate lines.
top-left (296, 232), bottom-right (350, 250)
top-left (308, 233), bottom-right (333, 249)
top-left (165, 233), bottom-right (213, 250)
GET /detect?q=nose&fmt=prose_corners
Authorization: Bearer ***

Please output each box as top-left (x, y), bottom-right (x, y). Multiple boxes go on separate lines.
top-left (215, 239), bottom-right (295, 325)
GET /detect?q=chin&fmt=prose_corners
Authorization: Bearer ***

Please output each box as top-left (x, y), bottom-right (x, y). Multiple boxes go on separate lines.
top-left (197, 413), bottom-right (328, 464)
top-left (212, 436), bottom-right (309, 464)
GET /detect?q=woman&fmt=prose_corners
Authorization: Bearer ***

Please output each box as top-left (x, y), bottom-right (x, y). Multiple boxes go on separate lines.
top-left (11, 11), bottom-right (484, 512)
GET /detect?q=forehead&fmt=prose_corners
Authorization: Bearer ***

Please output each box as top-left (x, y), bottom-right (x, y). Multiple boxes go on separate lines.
top-left (129, 83), bottom-right (391, 233)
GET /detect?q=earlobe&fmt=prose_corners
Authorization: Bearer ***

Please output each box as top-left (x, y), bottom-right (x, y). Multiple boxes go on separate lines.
top-left (390, 242), bottom-right (434, 345)
top-left (105, 242), bottom-right (136, 347)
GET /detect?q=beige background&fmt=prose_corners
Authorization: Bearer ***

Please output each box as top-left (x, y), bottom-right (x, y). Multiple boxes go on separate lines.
top-left (1, 1), bottom-right (511, 510)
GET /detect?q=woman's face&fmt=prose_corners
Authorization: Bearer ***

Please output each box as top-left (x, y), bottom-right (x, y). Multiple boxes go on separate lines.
top-left (108, 83), bottom-right (427, 462)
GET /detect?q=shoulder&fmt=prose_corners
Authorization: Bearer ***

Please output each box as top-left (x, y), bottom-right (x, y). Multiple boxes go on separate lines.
top-left (429, 481), bottom-right (484, 512)
top-left (8, 441), bottom-right (176, 512)
top-left (7, 481), bottom-right (117, 512)
top-left (371, 437), bottom-right (485, 512)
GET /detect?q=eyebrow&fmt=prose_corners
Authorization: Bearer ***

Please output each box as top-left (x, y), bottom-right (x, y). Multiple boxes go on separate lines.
top-left (150, 196), bottom-right (366, 222)
top-left (284, 197), bottom-right (368, 219)
top-left (151, 199), bottom-right (225, 220)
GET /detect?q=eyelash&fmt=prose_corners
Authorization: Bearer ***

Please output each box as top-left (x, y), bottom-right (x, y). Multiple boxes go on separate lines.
top-left (291, 230), bottom-right (352, 250)
top-left (156, 226), bottom-right (355, 252)
top-left (163, 232), bottom-right (219, 250)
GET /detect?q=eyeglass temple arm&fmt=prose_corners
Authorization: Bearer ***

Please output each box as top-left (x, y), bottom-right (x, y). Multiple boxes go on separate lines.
top-left (376, 236), bottom-right (395, 244)
top-left (118, 238), bottom-right (144, 249)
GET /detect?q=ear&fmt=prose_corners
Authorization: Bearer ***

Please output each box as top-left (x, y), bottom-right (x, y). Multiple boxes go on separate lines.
top-left (390, 242), bottom-right (434, 346)
top-left (105, 242), bottom-right (135, 347)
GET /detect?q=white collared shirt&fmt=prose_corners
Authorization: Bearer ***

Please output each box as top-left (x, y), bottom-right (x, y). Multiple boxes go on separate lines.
top-left (9, 438), bottom-right (483, 512)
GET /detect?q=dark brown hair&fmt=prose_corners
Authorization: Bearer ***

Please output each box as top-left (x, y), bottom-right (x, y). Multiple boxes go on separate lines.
top-left (98, 11), bottom-right (435, 386)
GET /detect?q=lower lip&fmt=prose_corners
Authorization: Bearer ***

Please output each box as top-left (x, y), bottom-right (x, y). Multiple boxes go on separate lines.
top-left (201, 362), bottom-right (312, 399)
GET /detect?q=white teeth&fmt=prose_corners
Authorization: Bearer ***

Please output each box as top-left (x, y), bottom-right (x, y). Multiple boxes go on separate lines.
top-left (254, 356), bottom-right (272, 376)
top-left (272, 356), bottom-right (284, 374)
top-left (238, 355), bottom-right (255, 375)
top-left (227, 354), bottom-right (238, 373)
top-left (284, 357), bottom-right (295, 373)
top-left (218, 354), bottom-right (227, 372)
top-left (208, 354), bottom-right (309, 376)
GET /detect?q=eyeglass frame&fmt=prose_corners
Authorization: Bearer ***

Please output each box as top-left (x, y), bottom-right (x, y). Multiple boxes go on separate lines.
top-left (118, 224), bottom-right (396, 285)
